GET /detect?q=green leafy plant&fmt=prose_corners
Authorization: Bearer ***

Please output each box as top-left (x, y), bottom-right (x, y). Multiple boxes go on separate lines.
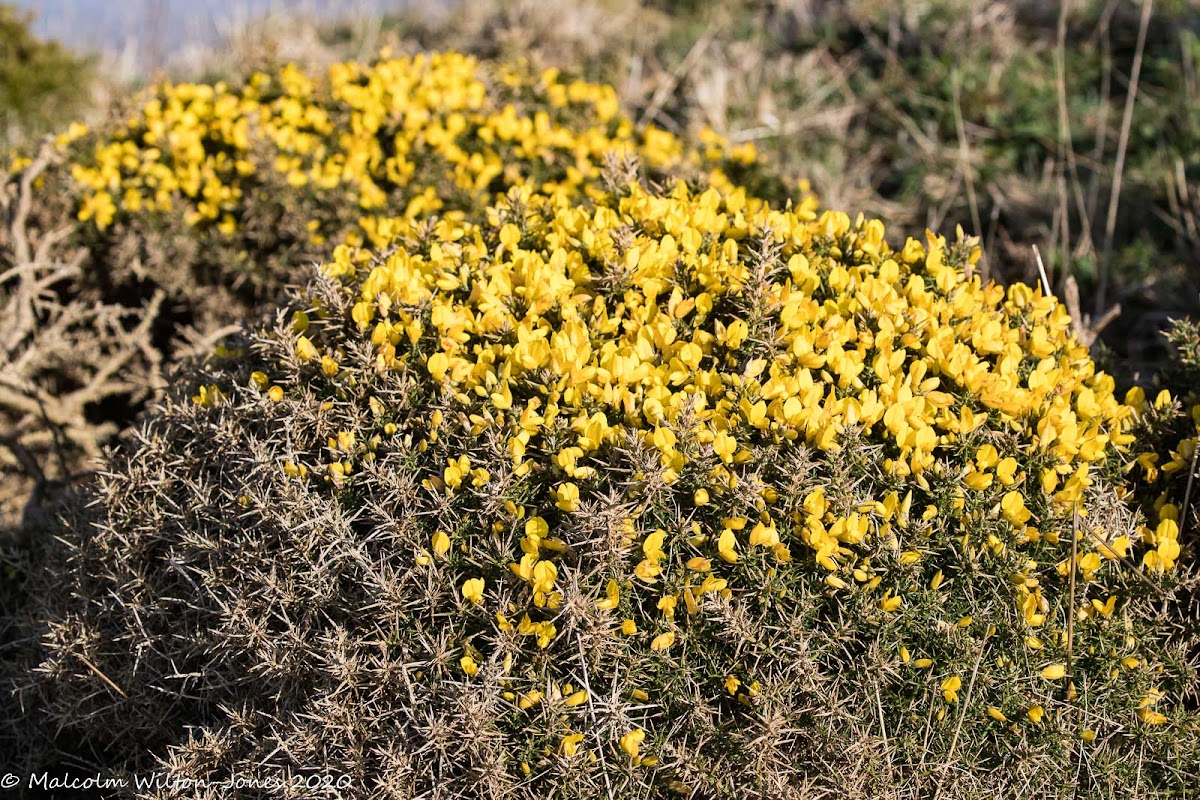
top-left (0, 4), bottom-right (94, 146)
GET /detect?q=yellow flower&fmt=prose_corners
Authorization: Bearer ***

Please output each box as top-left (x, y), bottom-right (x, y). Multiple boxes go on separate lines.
top-left (1138, 708), bottom-right (1168, 725)
top-left (461, 577), bottom-right (485, 605)
top-left (283, 460), bottom-right (307, 479)
top-left (650, 631), bottom-right (675, 651)
top-left (717, 528), bottom-right (739, 563)
top-left (712, 431), bottom-right (737, 464)
top-left (296, 336), bottom-right (318, 362)
top-left (996, 457), bottom-right (1019, 485)
top-left (561, 733), bottom-right (585, 757)
top-left (1041, 663), bottom-right (1066, 681)
top-left (597, 579), bottom-right (620, 610)
top-left (619, 729), bottom-right (645, 759)
top-left (444, 455), bottom-right (470, 490)
top-left (964, 470), bottom-right (993, 491)
top-left (1000, 491), bottom-right (1032, 526)
top-left (941, 676), bottom-right (962, 703)
top-left (192, 384), bottom-right (223, 406)
top-left (554, 482), bottom-right (580, 511)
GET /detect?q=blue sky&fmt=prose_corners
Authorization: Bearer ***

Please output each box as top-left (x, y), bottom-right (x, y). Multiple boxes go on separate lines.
top-left (13, 0), bottom-right (414, 68)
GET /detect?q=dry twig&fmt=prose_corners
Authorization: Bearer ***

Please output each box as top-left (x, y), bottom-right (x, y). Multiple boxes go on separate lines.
top-left (0, 139), bottom-right (166, 517)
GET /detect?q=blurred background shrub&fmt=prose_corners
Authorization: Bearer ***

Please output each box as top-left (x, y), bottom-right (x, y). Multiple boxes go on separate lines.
top-left (0, 4), bottom-right (96, 147)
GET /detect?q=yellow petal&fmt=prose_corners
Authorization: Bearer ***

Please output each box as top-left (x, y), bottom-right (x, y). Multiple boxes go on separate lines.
top-left (717, 528), bottom-right (739, 563)
top-left (1041, 663), bottom-right (1066, 681)
top-left (619, 729), bottom-right (645, 759)
top-left (296, 335), bottom-right (317, 362)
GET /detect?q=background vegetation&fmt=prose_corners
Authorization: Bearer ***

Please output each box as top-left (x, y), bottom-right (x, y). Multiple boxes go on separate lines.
top-left (10, 0), bottom-right (1200, 376)
top-left (318, 0), bottom-right (1200, 383)
top-left (0, 4), bottom-right (96, 148)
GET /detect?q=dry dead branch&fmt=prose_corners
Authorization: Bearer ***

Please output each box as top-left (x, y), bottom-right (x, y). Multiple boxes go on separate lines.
top-left (0, 140), bottom-right (165, 525)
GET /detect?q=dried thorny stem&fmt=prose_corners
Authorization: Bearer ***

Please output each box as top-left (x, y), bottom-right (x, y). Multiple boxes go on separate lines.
top-left (1067, 502), bottom-right (1078, 703)
top-left (1180, 440), bottom-right (1200, 542)
top-left (934, 629), bottom-right (990, 800)
top-left (1034, 246), bottom-right (1119, 349)
top-left (950, 69), bottom-right (983, 282)
top-left (1032, 244), bottom-right (1052, 298)
top-left (0, 139), bottom-right (165, 521)
top-left (1062, 274), bottom-right (1120, 349)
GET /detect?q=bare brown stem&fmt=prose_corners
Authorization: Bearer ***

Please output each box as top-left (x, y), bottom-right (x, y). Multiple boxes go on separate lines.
top-left (1096, 0), bottom-right (1153, 317)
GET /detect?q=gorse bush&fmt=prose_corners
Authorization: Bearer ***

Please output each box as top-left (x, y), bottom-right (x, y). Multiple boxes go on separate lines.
top-left (55, 51), bottom-right (767, 308)
top-left (27, 152), bottom-right (1200, 795)
top-left (1125, 320), bottom-right (1200, 571)
top-left (378, 0), bottom-right (1200, 377)
top-left (0, 52), bottom-right (777, 523)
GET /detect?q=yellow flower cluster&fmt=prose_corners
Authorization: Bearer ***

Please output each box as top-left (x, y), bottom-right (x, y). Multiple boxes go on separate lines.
top-left (64, 53), bottom-right (755, 242)
top-left (1124, 386), bottom-right (1199, 572)
top-left (23, 48), bottom-right (1193, 784)
top-left (274, 172), bottom-right (1174, 745)
top-left (350, 186), bottom-right (1127, 502)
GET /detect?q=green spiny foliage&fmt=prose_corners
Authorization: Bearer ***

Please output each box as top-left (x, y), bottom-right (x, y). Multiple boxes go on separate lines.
top-left (20, 167), bottom-right (1200, 797)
